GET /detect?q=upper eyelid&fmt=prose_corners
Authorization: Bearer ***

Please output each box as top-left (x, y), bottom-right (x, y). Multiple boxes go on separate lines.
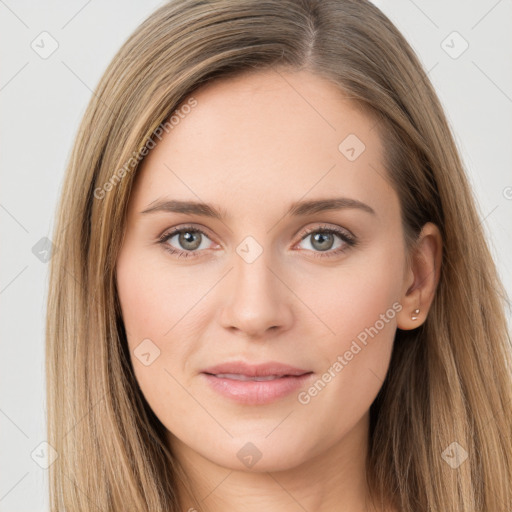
top-left (297, 223), bottom-right (353, 238)
top-left (163, 225), bottom-right (213, 241)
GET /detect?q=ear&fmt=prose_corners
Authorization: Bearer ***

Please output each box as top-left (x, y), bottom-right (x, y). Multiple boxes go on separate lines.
top-left (396, 222), bottom-right (443, 330)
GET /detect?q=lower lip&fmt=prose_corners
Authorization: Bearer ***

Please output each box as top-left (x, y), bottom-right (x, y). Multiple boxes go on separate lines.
top-left (201, 373), bottom-right (314, 405)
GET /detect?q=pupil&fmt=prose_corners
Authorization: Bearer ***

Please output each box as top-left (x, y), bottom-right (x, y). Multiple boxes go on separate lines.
top-left (313, 232), bottom-right (333, 251)
top-left (180, 231), bottom-right (200, 250)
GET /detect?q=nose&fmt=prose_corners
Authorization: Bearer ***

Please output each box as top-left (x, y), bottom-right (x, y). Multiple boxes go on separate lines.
top-left (218, 248), bottom-right (294, 339)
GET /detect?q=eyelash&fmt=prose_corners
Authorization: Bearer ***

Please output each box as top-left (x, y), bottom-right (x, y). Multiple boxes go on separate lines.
top-left (157, 224), bottom-right (358, 259)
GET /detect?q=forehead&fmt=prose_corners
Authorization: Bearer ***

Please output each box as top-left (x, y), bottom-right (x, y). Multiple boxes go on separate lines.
top-left (129, 69), bottom-right (395, 220)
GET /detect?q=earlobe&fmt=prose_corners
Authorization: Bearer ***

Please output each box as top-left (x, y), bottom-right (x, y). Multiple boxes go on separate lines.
top-left (397, 304), bottom-right (424, 330)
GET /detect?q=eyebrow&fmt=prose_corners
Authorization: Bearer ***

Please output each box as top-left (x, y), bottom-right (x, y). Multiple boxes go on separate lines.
top-left (140, 197), bottom-right (376, 218)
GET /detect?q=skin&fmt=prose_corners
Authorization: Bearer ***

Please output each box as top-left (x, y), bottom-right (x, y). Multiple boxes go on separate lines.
top-left (115, 68), bottom-right (442, 512)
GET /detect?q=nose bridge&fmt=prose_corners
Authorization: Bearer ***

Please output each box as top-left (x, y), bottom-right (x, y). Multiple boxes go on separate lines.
top-left (219, 235), bottom-right (292, 336)
top-left (234, 241), bottom-right (274, 296)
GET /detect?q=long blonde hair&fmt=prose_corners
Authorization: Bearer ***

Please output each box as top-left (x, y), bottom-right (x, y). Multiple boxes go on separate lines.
top-left (46, 0), bottom-right (512, 510)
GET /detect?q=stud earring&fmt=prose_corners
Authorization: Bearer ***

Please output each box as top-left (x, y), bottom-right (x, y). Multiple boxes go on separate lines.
top-left (411, 308), bottom-right (420, 321)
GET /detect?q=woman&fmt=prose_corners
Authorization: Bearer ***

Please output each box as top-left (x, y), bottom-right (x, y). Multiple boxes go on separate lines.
top-left (46, 0), bottom-right (512, 510)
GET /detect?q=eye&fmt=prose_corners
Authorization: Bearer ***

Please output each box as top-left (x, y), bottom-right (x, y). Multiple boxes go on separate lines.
top-left (158, 223), bottom-right (358, 259)
top-left (158, 226), bottom-right (215, 258)
top-left (295, 224), bottom-right (357, 258)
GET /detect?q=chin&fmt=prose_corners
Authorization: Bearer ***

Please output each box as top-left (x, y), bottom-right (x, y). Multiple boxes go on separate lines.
top-left (199, 435), bottom-right (313, 473)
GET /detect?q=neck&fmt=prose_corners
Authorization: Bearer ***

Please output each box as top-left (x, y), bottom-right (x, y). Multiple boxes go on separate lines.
top-left (168, 412), bottom-right (389, 512)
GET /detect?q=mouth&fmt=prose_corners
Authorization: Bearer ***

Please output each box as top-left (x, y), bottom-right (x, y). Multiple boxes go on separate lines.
top-left (200, 361), bottom-right (314, 405)
top-left (209, 373), bottom-right (301, 381)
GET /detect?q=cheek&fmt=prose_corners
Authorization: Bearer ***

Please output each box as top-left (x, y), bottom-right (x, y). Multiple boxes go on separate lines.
top-left (296, 242), bottom-right (404, 414)
top-left (303, 235), bottom-right (404, 342)
top-left (116, 247), bottom-right (205, 343)
top-left (115, 249), bottom-right (214, 423)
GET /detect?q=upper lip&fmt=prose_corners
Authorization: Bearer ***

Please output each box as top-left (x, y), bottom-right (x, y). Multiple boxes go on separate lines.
top-left (201, 361), bottom-right (311, 377)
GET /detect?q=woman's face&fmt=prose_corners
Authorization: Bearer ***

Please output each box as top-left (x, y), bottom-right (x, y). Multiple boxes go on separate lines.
top-left (116, 69), bottom-right (414, 472)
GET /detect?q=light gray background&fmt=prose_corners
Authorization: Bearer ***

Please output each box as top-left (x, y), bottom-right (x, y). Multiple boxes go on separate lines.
top-left (1, 1), bottom-right (511, 510)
